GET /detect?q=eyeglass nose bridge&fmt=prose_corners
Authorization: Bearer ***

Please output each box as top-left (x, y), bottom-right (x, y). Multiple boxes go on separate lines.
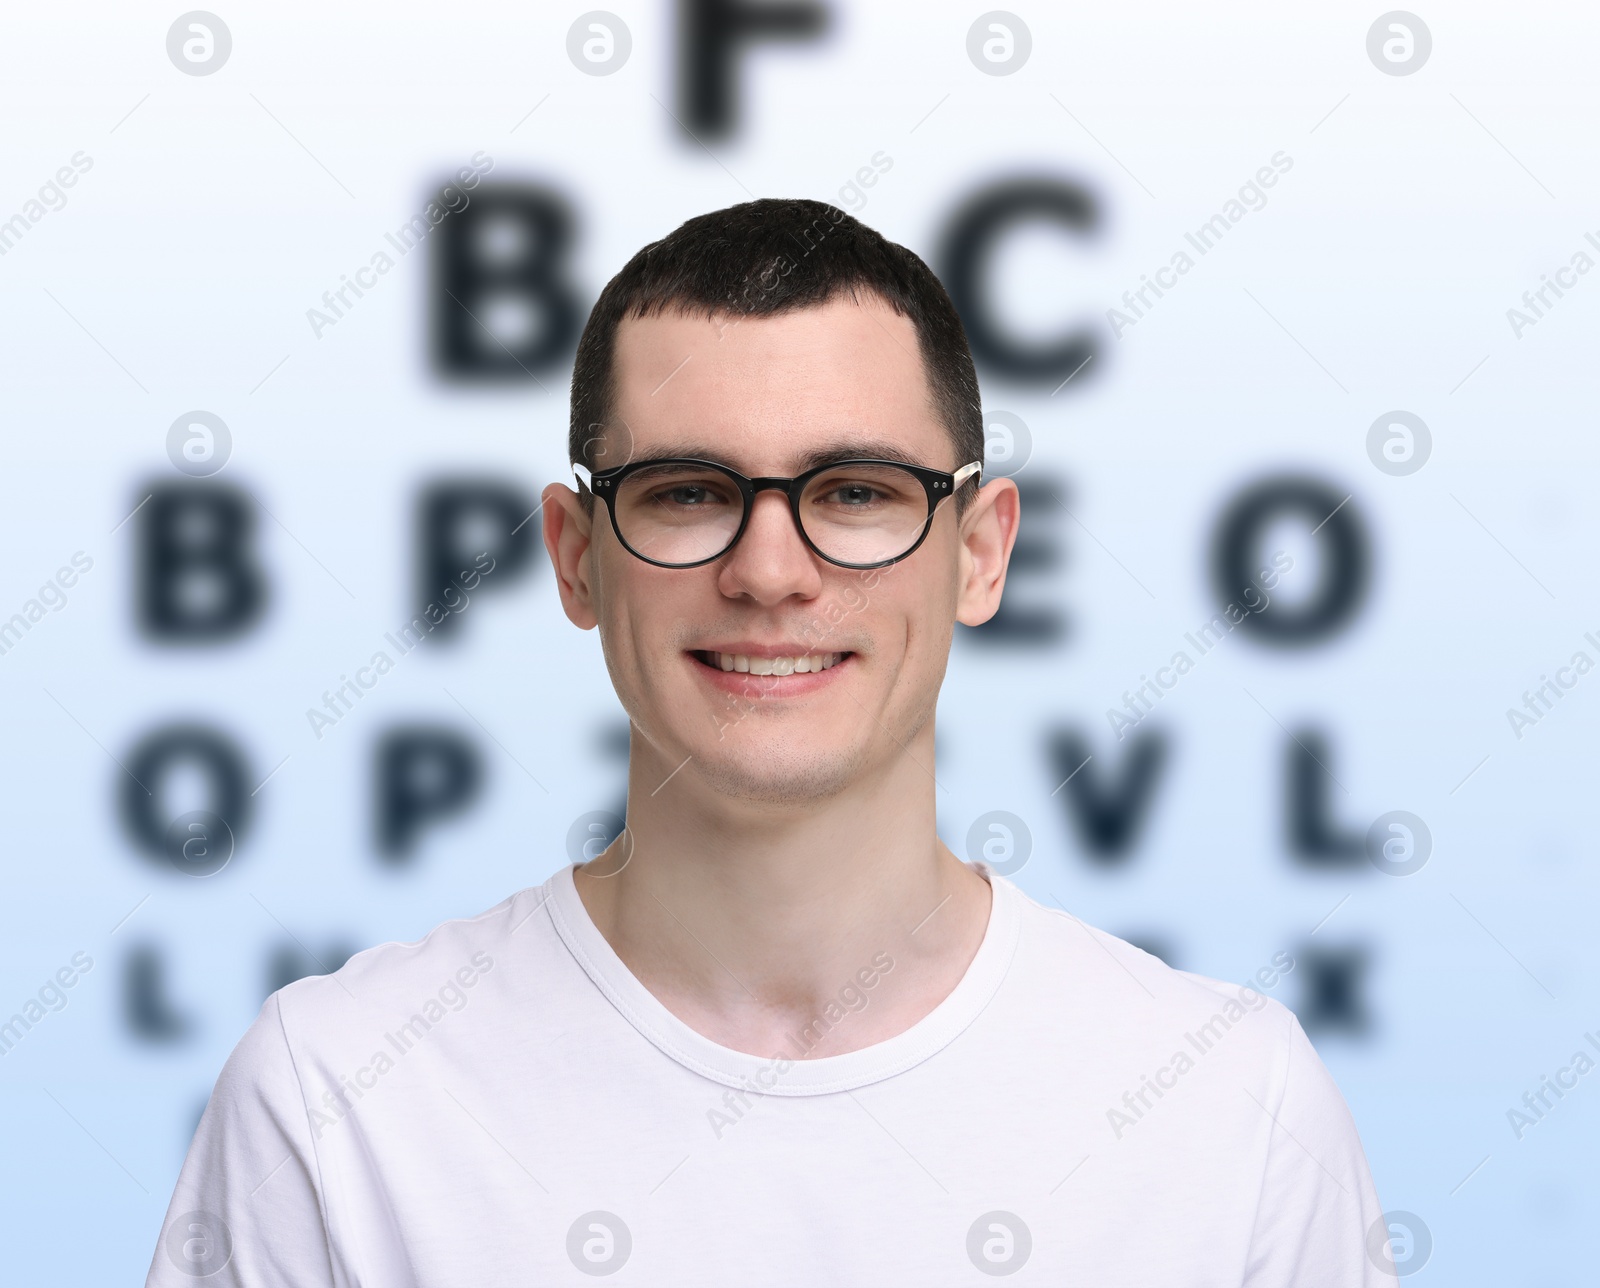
top-left (732, 475), bottom-right (811, 546)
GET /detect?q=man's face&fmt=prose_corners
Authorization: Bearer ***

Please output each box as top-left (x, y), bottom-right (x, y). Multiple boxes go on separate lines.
top-left (546, 293), bottom-right (1007, 807)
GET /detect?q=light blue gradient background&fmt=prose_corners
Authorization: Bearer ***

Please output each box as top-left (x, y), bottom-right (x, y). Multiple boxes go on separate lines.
top-left (2, 1), bottom-right (1593, 1281)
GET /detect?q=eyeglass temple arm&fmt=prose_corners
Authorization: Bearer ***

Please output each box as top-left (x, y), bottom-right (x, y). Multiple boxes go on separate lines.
top-left (572, 462), bottom-right (593, 491)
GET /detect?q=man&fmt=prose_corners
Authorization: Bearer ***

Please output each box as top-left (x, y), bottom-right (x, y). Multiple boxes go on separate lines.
top-left (147, 198), bottom-right (1393, 1284)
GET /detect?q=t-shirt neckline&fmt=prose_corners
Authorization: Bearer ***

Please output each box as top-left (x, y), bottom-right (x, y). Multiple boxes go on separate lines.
top-left (541, 858), bottom-right (1022, 1095)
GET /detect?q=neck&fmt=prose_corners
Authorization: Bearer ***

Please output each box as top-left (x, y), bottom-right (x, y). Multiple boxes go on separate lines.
top-left (573, 721), bottom-right (992, 1060)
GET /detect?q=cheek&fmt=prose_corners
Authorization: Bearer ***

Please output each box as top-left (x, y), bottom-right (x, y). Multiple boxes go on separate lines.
top-left (907, 621), bottom-right (955, 691)
top-left (871, 595), bottom-right (927, 678)
top-left (591, 562), bottom-right (642, 685)
top-left (596, 556), bottom-right (694, 692)
top-left (896, 594), bottom-right (957, 692)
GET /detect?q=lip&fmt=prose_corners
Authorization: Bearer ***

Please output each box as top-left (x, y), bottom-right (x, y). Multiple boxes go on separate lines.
top-left (685, 648), bottom-right (854, 698)
top-left (690, 641), bottom-right (852, 658)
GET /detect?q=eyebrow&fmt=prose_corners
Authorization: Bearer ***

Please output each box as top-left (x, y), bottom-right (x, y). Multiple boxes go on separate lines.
top-left (629, 437), bottom-right (938, 474)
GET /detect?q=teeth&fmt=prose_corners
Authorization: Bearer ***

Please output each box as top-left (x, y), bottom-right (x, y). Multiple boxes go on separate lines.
top-left (703, 651), bottom-right (844, 674)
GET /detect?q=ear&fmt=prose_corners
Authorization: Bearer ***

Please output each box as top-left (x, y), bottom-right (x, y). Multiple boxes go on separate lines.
top-left (954, 477), bottom-right (1021, 628)
top-left (541, 481), bottom-right (599, 630)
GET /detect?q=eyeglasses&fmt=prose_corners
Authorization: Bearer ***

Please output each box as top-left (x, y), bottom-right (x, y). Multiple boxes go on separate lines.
top-left (572, 455), bottom-right (983, 570)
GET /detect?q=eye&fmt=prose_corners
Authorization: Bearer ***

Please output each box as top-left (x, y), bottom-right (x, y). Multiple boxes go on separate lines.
top-left (822, 483), bottom-right (886, 507)
top-left (633, 476), bottom-right (739, 512)
top-left (625, 466), bottom-right (737, 509)
top-left (651, 482), bottom-right (730, 507)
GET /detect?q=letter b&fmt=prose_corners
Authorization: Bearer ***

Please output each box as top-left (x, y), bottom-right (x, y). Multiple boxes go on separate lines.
top-left (432, 185), bottom-right (581, 379)
top-left (138, 483), bottom-right (266, 640)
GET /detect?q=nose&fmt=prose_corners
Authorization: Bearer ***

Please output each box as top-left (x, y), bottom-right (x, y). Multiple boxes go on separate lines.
top-left (715, 488), bottom-right (822, 603)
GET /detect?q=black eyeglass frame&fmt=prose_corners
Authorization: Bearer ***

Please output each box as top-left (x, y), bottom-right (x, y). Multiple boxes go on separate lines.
top-left (572, 456), bottom-right (984, 570)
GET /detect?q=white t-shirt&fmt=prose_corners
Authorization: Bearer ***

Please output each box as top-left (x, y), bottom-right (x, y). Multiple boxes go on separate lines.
top-left (145, 862), bottom-right (1394, 1285)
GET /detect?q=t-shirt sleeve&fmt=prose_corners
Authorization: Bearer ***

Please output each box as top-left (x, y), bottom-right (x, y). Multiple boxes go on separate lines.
top-left (1241, 1009), bottom-right (1393, 1287)
top-left (143, 990), bottom-right (338, 1288)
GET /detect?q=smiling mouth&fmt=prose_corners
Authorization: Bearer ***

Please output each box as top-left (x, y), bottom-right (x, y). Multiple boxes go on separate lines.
top-left (690, 649), bottom-right (852, 675)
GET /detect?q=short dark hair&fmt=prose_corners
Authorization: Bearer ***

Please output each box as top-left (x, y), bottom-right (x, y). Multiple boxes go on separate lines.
top-left (568, 197), bottom-right (984, 521)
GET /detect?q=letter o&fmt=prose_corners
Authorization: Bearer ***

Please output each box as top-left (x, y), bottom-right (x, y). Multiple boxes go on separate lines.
top-left (1210, 475), bottom-right (1369, 646)
top-left (119, 723), bottom-right (252, 867)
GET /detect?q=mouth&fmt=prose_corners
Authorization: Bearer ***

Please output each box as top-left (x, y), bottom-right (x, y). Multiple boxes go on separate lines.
top-left (691, 643), bottom-right (864, 694)
top-left (689, 649), bottom-right (852, 675)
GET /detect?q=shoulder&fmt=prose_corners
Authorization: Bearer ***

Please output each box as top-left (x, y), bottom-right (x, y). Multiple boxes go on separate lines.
top-left (996, 874), bottom-right (1304, 1075)
top-left (995, 885), bottom-right (1388, 1277)
top-left (993, 877), bottom-right (1380, 1189)
top-left (267, 877), bottom-right (560, 1058)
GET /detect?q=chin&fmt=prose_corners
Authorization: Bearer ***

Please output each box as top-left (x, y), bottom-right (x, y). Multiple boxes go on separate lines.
top-left (692, 740), bottom-right (867, 806)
